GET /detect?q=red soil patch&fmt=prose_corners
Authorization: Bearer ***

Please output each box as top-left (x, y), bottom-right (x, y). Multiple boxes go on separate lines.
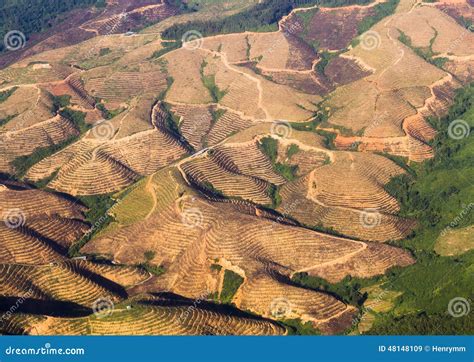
top-left (241, 54), bottom-right (371, 96)
top-left (324, 56), bottom-right (372, 86)
top-left (239, 61), bottom-right (333, 95)
top-left (435, 1), bottom-right (474, 27)
top-left (283, 33), bottom-right (319, 70)
top-left (281, 7), bottom-right (375, 51)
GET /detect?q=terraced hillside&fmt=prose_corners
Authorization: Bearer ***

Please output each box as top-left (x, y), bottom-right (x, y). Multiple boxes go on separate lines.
top-left (3, 301), bottom-right (285, 336)
top-left (0, 0), bottom-right (472, 335)
top-left (0, 0), bottom-right (182, 69)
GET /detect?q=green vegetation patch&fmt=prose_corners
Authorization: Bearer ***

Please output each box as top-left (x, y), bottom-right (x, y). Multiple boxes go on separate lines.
top-left (149, 41), bottom-right (182, 60)
top-left (79, 195), bottom-right (115, 224)
top-left (163, 0), bottom-right (372, 41)
top-left (144, 250), bottom-right (156, 261)
top-left (295, 8), bottom-right (317, 29)
top-left (458, 16), bottom-right (473, 31)
top-left (258, 137), bottom-right (298, 181)
top-left (357, 0), bottom-right (399, 34)
top-left (274, 162), bottom-right (298, 181)
top-left (293, 273), bottom-right (370, 307)
top-left (200, 60), bottom-right (227, 102)
top-left (138, 262), bottom-right (165, 276)
top-left (370, 84), bottom-right (474, 334)
top-left (11, 137), bottom-right (77, 178)
top-left (0, 0), bottom-right (103, 51)
top-left (267, 184), bottom-right (282, 209)
top-left (99, 47), bottom-right (111, 57)
top-left (293, 8), bottom-right (321, 52)
top-left (96, 102), bottom-right (125, 120)
top-left (59, 108), bottom-right (89, 133)
top-left (280, 319), bottom-right (322, 335)
top-left (315, 51), bottom-right (344, 77)
top-left (69, 194), bottom-right (117, 257)
top-left (315, 129), bottom-right (337, 150)
top-left (95, 0), bottom-right (107, 8)
top-left (211, 108), bottom-right (226, 126)
top-left (397, 29), bottom-right (448, 69)
top-left (198, 180), bottom-right (225, 197)
top-left (0, 114), bottom-right (16, 128)
top-left (50, 93), bottom-right (71, 112)
top-left (286, 144), bottom-right (300, 158)
top-left (201, 108), bottom-right (227, 147)
top-left (156, 76), bottom-right (174, 102)
top-left (32, 170), bottom-right (59, 189)
top-left (368, 310), bottom-right (474, 335)
top-left (162, 104), bottom-right (181, 136)
top-left (220, 269), bottom-right (244, 304)
top-left (245, 35), bottom-right (251, 60)
top-left (290, 110), bottom-right (328, 135)
top-left (210, 264), bottom-right (222, 272)
top-left (0, 87), bottom-right (18, 103)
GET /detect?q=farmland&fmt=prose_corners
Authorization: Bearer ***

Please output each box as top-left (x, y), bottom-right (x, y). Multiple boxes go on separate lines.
top-left (0, 0), bottom-right (472, 336)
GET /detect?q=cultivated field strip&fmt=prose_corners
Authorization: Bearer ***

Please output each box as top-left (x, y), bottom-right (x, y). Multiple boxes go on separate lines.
top-left (238, 274), bottom-right (355, 332)
top-left (182, 154), bottom-right (273, 205)
top-left (166, 101), bottom-right (257, 148)
top-left (284, 147), bottom-right (329, 176)
top-left (307, 152), bottom-right (403, 213)
top-left (279, 175), bottom-right (415, 242)
top-left (1, 303), bottom-right (285, 336)
top-left (65, 74), bottom-right (96, 109)
top-left (307, 242), bottom-right (415, 282)
top-left (213, 142), bottom-right (286, 185)
top-left (0, 185), bottom-right (86, 219)
top-left (170, 103), bottom-right (214, 150)
top-left (0, 225), bottom-right (66, 264)
top-left (0, 263), bottom-right (123, 307)
top-left (0, 185), bottom-right (90, 265)
top-left (48, 148), bottom-right (140, 196)
top-left (83, 190), bottom-right (414, 331)
top-left (0, 259), bottom-right (152, 319)
top-left (24, 103), bottom-right (189, 195)
top-left (85, 70), bottom-right (168, 104)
